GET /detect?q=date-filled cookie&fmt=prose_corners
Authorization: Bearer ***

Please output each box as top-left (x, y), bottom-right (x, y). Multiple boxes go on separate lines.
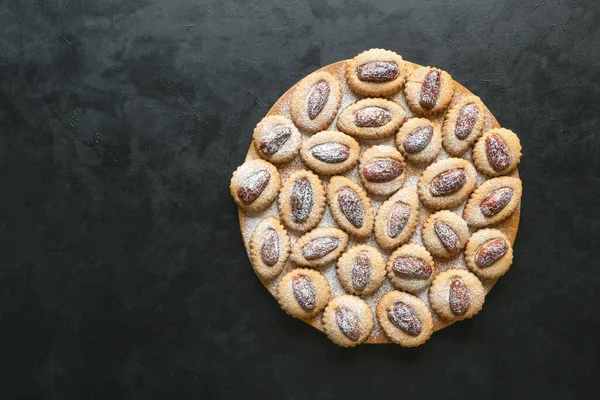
top-left (290, 227), bottom-right (349, 268)
top-left (428, 269), bottom-right (485, 322)
top-left (377, 291), bottom-right (434, 347)
top-left (346, 49), bottom-right (405, 97)
top-left (277, 269), bottom-right (331, 319)
top-left (472, 128), bottom-right (522, 177)
top-left (300, 131), bottom-right (361, 176)
top-left (386, 243), bottom-right (435, 293)
top-left (396, 117), bottom-right (442, 165)
top-left (404, 66), bottom-right (455, 115)
top-left (465, 228), bottom-right (514, 280)
top-left (249, 216), bottom-right (290, 281)
top-left (327, 176), bottom-right (375, 239)
top-left (322, 295), bottom-right (374, 347)
top-left (336, 245), bottom-right (386, 296)
top-left (290, 71), bottom-right (342, 133)
top-left (463, 176), bottom-right (522, 227)
top-left (358, 145), bottom-right (406, 197)
top-left (337, 98), bottom-right (406, 140)
top-left (278, 170), bottom-right (326, 233)
top-left (417, 158), bottom-right (478, 210)
top-left (374, 187), bottom-right (420, 251)
top-left (230, 159), bottom-right (281, 213)
top-left (421, 210), bottom-right (469, 259)
top-left (253, 115), bottom-right (302, 163)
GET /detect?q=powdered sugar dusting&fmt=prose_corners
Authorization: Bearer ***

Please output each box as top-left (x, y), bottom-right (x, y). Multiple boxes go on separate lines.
top-left (434, 221), bottom-right (460, 251)
top-left (419, 70), bottom-right (441, 110)
top-left (351, 252), bottom-right (371, 291)
top-left (337, 187), bottom-right (365, 228)
top-left (307, 80), bottom-right (330, 120)
top-left (335, 306), bottom-right (361, 341)
top-left (355, 107), bottom-right (393, 127)
top-left (239, 59), bottom-right (521, 343)
top-left (429, 168), bottom-right (466, 196)
top-left (292, 274), bottom-right (317, 311)
top-left (485, 134), bottom-right (511, 171)
top-left (475, 238), bottom-right (509, 267)
top-left (290, 177), bottom-right (313, 223)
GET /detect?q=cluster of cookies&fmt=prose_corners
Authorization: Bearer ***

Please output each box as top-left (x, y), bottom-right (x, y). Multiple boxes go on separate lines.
top-left (231, 49), bottom-right (523, 347)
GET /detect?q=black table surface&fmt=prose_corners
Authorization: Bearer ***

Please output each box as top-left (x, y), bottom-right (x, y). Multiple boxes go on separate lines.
top-left (1, 0), bottom-right (599, 398)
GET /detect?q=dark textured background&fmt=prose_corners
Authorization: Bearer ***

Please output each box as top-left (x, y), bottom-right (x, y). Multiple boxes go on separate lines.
top-left (0, 0), bottom-right (598, 398)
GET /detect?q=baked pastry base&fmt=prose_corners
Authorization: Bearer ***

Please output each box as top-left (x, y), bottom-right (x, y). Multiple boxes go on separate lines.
top-left (238, 60), bottom-right (520, 344)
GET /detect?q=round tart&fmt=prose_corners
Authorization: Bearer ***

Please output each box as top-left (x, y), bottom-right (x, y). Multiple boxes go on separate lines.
top-left (253, 115), bottom-right (302, 163)
top-left (290, 227), bottom-right (349, 268)
top-left (277, 269), bottom-right (331, 319)
top-left (421, 210), bottom-right (469, 259)
top-left (441, 95), bottom-right (486, 156)
top-left (336, 98), bottom-right (406, 140)
top-left (465, 229), bottom-right (514, 280)
top-left (322, 295), bottom-right (374, 347)
top-left (278, 170), bottom-right (326, 233)
top-left (345, 48), bottom-right (405, 97)
top-left (418, 158), bottom-right (478, 210)
top-left (300, 130), bottom-right (360, 175)
top-left (373, 187), bottom-right (420, 251)
top-left (336, 245), bottom-right (386, 296)
top-left (230, 159), bottom-right (281, 213)
top-left (249, 217), bottom-right (291, 280)
top-left (386, 243), bottom-right (435, 294)
top-left (428, 269), bottom-right (485, 322)
top-left (235, 51), bottom-right (522, 345)
top-left (290, 71), bottom-right (342, 133)
top-left (376, 291), bottom-right (434, 347)
top-left (404, 66), bottom-right (455, 115)
top-left (358, 145), bottom-right (406, 196)
top-left (472, 128), bottom-right (522, 176)
top-left (326, 176), bottom-right (374, 239)
top-left (396, 117), bottom-right (442, 164)
top-left (463, 176), bottom-right (522, 227)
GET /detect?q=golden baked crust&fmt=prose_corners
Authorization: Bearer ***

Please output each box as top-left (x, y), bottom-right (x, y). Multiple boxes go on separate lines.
top-left (428, 269), bottom-right (485, 322)
top-left (463, 176), bottom-right (522, 227)
top-left (249, 216), bottom-right (290, 281)
top-left (465, 228), bottom-right (514, 280)
top-left (376, 291), bottom-right (434, 347)
top-left (421, 210), bottom-right (469, 259)
top-left (386, 243), bottom-right (435, 293)
top-left (230, 159), bottom-right (281, 213)
top-left (300, 130), bottom-right (360, 175)
top-left (290, 71), bottom-right (342, 133)
top-left (234, 54), bottom-right (523, 345)
top-left (336, 244), bottom-right (386, 296)
top-left (472, 128), bottom-right (522, 177)
top-left (396, 117), bottom-right (442, 165)
top-left (326, 176), bottom-right (375, 239)
top-left (404, 66), bottom-right (455, 115)
top-left (277, 269), bottom-right (331, 319)
top-left (278, 169), bottom-right (326, 233)
top-left (252, 115), bottom-right (302, 163)
top-left (442, 95), bottom-right (486, 156)
top-left (358, 145), bottom-right (406, 197)
top-left (374, 187), bottom-right (419, 251)
top-left (322, 295), bottom-right (374, 347)
top-left (289, 227), bottom-right (349, 268)
top-left (346, 48), bottom-right (405, 97)
top-left (336, 98), bottom-right (406, 140)
top-left (417, 158), bottom-right (478, 210)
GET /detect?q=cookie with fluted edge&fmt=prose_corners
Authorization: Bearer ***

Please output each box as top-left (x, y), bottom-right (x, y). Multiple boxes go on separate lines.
top-left (374, 187), bottom-right (419, 251)
top-left (442, 95), bottom-right (486, 156)
top-left (337, 98), bottom-right (406, 140)
top-left (277, 269), bottom-right (331, 319)
top-left (465, 229), bottom-right (514, 280)
top-left (300, 131), bottom-right (360, 175)
top-left (404, 66), bottom-right (455, 115)
top-left (249, 217), bottom-right (290, 281)
top-left (472, 128), bottom-right (522, 176)
top-left (376, 291), bottom-right (434, 347)
top-left (290, 71), bottom-right (342, 133)
top-left (421, 210), bottom-right (469, 259)
top-left (463, 176), bottom-right (522, 227)
top-left (386, 243), bottom-right (435, 293)
top-left (358, 145), bottom-right (406, 197)
top-left (278, 170), bottom-right (326, 233)
top-left (417, 158), bottom-right (478, 210)
top-left (230, 159), bottom-right (281, 213)
top-left (396, 117), bottom-right (442, 164)
top-left (428, 269), bottom-right (485, 322)
top-left (290, 227), bottom-right (349, 268)
top-left (252, 115), bottom-right (302, 163)
top-left (327, 176), bottom-right (374, 239)
top-left (336, 245), bottom-right (386, 296)
top-left (345, 48), bottom-right (405, 97)
top-left (322, 295), bottom-right (374, 347)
